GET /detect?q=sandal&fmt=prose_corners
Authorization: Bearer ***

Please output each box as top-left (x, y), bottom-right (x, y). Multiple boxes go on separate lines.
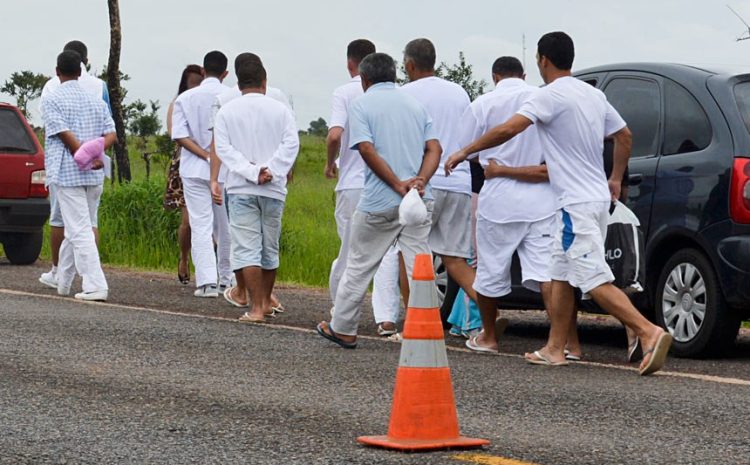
top-left (238, 312), bottom-right (265, 323)
top-left (628, 337), bottom-right (642, 363)
top-left (639, 332), bottom-right (673, 376)
top-left (316, 322), bottom-right (357, 349)
top-left (525, 350), bottom-right (569, 366)
top-left (377, 323), bottom-right (397, 336)
top-left (223, 287), bottom-right (248, 308)
top-left (465, 334), bottom-right (498, 354)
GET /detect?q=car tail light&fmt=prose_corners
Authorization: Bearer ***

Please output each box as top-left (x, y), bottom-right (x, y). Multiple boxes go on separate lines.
top-left (29, 170), bottom-right (48, 198)
top-left (730, 158), bottom-right (750, 224)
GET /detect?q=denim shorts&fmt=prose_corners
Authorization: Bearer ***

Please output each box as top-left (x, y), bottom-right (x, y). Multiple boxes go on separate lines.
top-left (227, 194), bottom-right (285, 270)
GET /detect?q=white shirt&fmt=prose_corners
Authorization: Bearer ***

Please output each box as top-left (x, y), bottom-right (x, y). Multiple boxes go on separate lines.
top-left (39, 63), bottom-right (107, 122)
top-left (400, 76), bottom-right (471, 195)
top-left (518, 76), bottom-right (627, 208)
top-left (461, 78), bottom-right (555, 223)
top-left (210, 85), bottom-right (293, 129)
top-left (214, 93), bottom-right (299, 201)
top-left (171, 77), bottom-right (230, 180)
top-left (329, 75), bottom-right (366, 192)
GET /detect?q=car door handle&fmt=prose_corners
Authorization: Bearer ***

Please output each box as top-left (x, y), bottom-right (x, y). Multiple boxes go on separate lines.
top-left (629, 173), bottom-right (643, 185)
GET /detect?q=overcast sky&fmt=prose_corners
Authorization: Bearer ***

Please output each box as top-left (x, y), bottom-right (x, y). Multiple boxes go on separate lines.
top-left (2, 0), bottom-right (750, 129)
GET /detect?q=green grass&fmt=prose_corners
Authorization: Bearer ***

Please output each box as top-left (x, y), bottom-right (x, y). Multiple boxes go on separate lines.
top-left (36, 134), bottom-right (340, 287)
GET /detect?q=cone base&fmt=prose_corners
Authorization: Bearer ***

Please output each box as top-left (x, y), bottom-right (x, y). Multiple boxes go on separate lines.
top-left (357, 435), bottom-right (489, 452)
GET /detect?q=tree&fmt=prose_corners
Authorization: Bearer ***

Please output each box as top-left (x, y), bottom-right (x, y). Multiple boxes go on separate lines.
top-left (125, 99), bottom-right (162, 179)
top-left (308, 117), bottom-right (329, 137)
top-left (106, 0), bottom-right (131, 183)
top-left (1, 71), bottom-right (50, 121)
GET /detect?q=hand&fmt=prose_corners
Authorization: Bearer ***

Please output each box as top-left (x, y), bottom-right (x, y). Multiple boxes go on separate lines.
top-left (287, 169), bottom-right (294, 184)
top-left (324, 163), bottom-right (338, 179)
top-left (407, 176), bottom-right (426, 197)
top-left (90, 159), bottom-right (104, 170)
top-left (394, 180), bottom-right (410, 197)
top-left (444, 150), bottom-right (467, 176)
top-left (258, 167), bottom-right (273, 185)
top-left (608, 178), bottom-right (622, 202)
top-left (210, 180), bottom-right (223, 206)
top-left (484, 160), bottom-right (505, 179)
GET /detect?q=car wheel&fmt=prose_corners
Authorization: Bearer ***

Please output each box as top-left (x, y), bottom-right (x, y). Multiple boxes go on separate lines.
top-left (654, 248), bottom-right (740, 357)
top-left (1, 231), bottom-right (43, 265)
top-left (433, 255), bottom-right (447, 308)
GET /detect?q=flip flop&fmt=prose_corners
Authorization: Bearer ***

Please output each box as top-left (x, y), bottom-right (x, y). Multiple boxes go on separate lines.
top-left (563, 349), bottom-right (583, 362)
top-left (628, 337), bottom-right (642, 363)
top-left (377, 323), bottom-right (398, 337)
top-left (639, 332), bottom-right (673, 376)
top-left (238, 312), bottom-right (265, 323)
top-left (465, 335), bottom-right (498, 354)
top-left (525, 350), bottom-right (569, 366)
top-left (316, 322), bottom-right (357, 349)
top-left (271, 303), bottom-right (285, 314)
top-left (223, 287), bottom-right (248, 308)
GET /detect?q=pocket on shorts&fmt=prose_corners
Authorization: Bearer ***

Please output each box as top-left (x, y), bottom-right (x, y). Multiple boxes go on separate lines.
top-left (365, 208), bottom-right (397, 225)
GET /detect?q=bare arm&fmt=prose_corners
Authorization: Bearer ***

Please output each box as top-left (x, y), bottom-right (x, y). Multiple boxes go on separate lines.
top-left (445, 114), bottom-right (533, 174)
top-left (410, 139), bottom-right (442, 195)
top-left (608, 126), bottom-right (632, 201)
top-left (484, 160), bottom-right (549, 183)
top-left (176, 137), bottom-right (210, 161)
top-left (58, 131), bottom-right (82, 155)
top-left (210, 137), bottom-right (223, 205)
top-left (358, 142), bottom-right (409, 196)
top-left (325, 127), bottom-right (343, 179)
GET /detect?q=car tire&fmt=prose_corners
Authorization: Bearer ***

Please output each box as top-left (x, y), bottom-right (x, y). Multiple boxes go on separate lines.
top-left (654, 248), bottom-right (740, 357)
top-left (1, 231), bottom-right (43, 265)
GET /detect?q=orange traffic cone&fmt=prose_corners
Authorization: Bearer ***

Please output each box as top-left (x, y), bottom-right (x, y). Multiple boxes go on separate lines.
top-left (358, 253), bottom-right (489, 451)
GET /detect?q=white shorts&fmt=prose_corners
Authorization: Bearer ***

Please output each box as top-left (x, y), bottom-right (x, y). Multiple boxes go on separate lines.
top-left (429, 189), bottom-right (472, 259)
top-left (549, 201), bottom-right (615, 293)
top-left (473, 215), bottom-right (554, 298)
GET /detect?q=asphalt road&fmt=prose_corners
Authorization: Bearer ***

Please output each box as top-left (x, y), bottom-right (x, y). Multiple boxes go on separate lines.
top-left (1, 260), bottom-right (750, 464)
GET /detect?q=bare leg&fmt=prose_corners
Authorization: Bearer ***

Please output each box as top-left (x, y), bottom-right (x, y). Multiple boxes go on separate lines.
top-left (241, 266), bottom-right (266, 320)
top-left (398, 252), bottom-right (409, 309)
top-left (541, 280), bottom-right (581, 357)
top-left (474, 292), bottom-right (499, 350)
top-left (527, 280), bottom-right (575, 364)
top-left (178, 207), bottom-right (191, 279)
top-left (261, 268), bottom-right (277, 316)
top-left (441, 255), bottom-right (478, 303)
top-left (588, 283), bottom-right (666, 371)
top-left (50, 226), bottom-right (64, 267)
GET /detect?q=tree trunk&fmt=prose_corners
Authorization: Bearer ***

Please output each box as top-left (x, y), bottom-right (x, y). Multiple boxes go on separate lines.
top-left (106, 0), bottom-right (131, 183)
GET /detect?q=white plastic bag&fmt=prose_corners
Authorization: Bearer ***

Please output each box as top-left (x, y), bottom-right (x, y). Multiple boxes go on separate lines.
top-left (399, 188), bottom-right (428, 226)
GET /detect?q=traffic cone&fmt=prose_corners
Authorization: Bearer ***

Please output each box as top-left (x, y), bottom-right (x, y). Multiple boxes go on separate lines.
top-left (358, 253), bottom-right (489, 451)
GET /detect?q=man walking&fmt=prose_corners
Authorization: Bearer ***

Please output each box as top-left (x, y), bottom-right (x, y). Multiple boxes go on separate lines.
top-left (316, 52), bottom-right (441, 348)
top-left (400, 38), bottom-right (474, 307)
top-left (447, 56), bottom-right (556, 354)
top-left (39, 40), bottom-right (110, 290)
top-left (214, 53), bottom-right (299, 322)
top-left (447, 32), bottom-right (672, 375)
top-left (171, 51), bottom-right (233, 297)
top-left (326, 39), bottom-right (400, 336)
top-left (41, 50), bottom-right (116, 301)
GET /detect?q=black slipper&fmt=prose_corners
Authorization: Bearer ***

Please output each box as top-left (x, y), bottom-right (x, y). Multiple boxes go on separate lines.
top-left (316, 322), bottom-right (357, 349)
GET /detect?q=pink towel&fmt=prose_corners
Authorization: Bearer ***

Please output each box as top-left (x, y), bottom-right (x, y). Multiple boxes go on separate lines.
top-left (73, 137), bottom-right (105, 170)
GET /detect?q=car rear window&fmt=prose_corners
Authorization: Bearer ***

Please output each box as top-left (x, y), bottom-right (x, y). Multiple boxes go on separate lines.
top-left (734, 82), bottom-right (750, 134)
top-left (0, 108), bottom-right (35, 154)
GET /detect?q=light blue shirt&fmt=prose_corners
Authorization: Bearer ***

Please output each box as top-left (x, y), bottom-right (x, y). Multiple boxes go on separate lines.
top-left (42, 80), bottom-right (115, 187)
top-left (348, 82), bottom-right (436, 213)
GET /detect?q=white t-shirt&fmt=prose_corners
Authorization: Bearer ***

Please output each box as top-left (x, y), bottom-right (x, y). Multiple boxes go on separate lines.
top-left (210, 85), bottom-right (293, 129)
top-left (39, 63), bottom-right (108, 121)
top-left (400, 76), bottom-right (471, 195)
top-left (214, 93), bottom-right (299, 201)
top-left (171, 77), bottom-right (230, 180)
top-left (461, 78), bottom-right (555, 223)
top-left (329, 75), bottom-right (365, 192)
top-left (517, 76), bottom-right (627, 208)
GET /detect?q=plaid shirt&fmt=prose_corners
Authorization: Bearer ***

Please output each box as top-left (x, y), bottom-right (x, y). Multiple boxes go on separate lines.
top-left (42, 80), bottom-right (115, 187)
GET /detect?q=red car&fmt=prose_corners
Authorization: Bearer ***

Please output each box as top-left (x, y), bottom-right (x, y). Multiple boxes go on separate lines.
top-left (0, 102), bottom-right (49, 264)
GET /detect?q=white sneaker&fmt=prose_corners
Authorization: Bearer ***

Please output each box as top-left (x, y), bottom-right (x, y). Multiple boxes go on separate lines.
top-left (74, 289), bottom-right (108, 301)
top-left (194, 285), bottom-right (218, 298)
top-left (39, 270), bottom-right (58, 289)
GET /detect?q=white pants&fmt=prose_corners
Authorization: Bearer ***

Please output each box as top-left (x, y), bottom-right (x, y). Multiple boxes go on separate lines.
top-left (56, 185), bottom-right (107, 293)
top-left (329, 189), bottom-right (400, 324)
top-left (182, 177), bottom-right (232, 288)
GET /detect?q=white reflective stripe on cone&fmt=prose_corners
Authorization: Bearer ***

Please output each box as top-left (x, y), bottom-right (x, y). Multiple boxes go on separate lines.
top-left (408, 280), bottom-right (439, 309)
top-left (399, 339), bottom-right (450, 368)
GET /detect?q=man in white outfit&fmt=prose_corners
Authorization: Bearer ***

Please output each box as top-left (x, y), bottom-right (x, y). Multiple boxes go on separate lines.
top-left (448, 56), bottom-right (556, 354)
top-left (326, 39), bottom-right (401, 336)
top-left (39, 40), bottom-right (110, 290)
top-left (171, 51), bottom-right (233, 297)
top-left (214, 53), bottom-right (299, 322)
